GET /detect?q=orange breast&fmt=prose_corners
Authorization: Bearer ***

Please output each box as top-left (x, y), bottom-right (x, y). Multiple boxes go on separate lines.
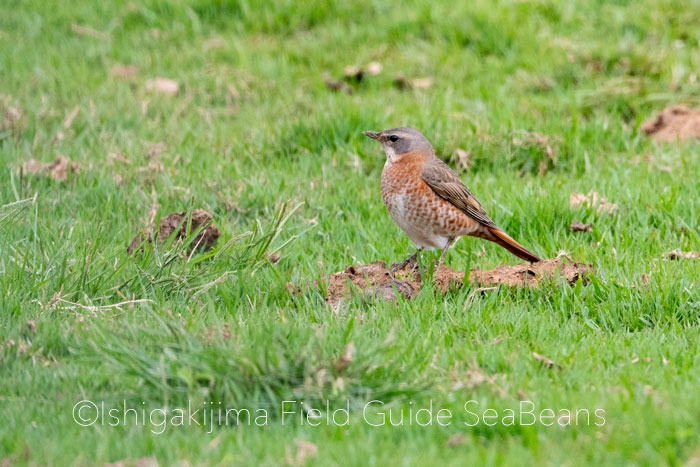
top-left (380, 153), bottom-right (480, 249)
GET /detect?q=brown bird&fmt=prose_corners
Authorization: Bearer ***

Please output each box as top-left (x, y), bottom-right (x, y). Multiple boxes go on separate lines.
top-left (363, 127), bottom-right (541, 269)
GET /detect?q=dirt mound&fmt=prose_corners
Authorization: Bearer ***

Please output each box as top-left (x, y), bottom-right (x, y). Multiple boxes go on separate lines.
top-left (570, 222), bottom-right (593, 232)
top-left (641, 105), bottom-right (700, 142)
top-left (469, 258), bottom-right (592, 288)
top-left (322, 258), bottom-right (593, 307)
top-left (22, 155), bottom-right (80, 181)
top-left (323, 261), bottom-right (418, 307)
top-left (667, 250), bottom-right (700, 261)
top-left (127, 209), bottom-right (220, 254)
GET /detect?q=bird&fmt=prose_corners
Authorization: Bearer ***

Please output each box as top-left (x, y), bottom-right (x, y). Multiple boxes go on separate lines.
top-left (363, 127), bottom-right (541, 270)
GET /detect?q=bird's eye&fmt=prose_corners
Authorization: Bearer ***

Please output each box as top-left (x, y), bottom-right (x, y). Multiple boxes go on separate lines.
top-left (389, 135), bottom-right (399, 142)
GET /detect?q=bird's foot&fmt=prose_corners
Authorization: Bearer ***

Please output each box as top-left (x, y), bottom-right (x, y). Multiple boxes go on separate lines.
top-left (391, 252), bottom-right (420, 275)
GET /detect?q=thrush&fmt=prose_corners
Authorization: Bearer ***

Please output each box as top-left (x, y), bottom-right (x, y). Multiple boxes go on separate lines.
top-left (363, 127), bottom-right (541, 269)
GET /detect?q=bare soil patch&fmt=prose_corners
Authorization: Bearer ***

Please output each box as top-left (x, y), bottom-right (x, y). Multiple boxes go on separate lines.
top-left (127, 209), bottom-right (220, 254)
top-left (667, 250), bottom-right (700, 261)
top-left (21, 155), bottom-right (80, 181)
top-left (321, 257), bottom-right (593, 307)
top-left (110, 65), bottom-right (138, 80)
top-left (641, 105), bottom-right (700, 142)
top-left (570, 222), bottom-right (593, 232)
top-left (145, 77), bottom-right (179, 95)
top-left (393, 74), bottom-right (434, 90)
top-left (1, 102), bottom-right (25, 137)
top-left (570, 191), bottom-right (618, 215)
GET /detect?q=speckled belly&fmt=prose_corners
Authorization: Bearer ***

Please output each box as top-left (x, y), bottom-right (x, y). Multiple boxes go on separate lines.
top-left (381, 165), bottom-right (479, 250)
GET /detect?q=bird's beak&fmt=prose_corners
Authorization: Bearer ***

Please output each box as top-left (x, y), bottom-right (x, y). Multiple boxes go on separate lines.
top-left (363, 131), bottom-right (380, 140)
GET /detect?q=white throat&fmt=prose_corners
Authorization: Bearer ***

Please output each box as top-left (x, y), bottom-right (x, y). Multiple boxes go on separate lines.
top-left (384, 146), bottom-right (399, 164)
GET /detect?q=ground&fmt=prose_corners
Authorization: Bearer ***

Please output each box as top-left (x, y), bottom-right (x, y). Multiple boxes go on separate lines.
top-left (2, 0), bottom-right (700, 465)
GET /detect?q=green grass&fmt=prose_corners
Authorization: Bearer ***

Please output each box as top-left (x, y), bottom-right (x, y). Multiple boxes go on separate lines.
top-left (2, 0), bottom-right (700, 464)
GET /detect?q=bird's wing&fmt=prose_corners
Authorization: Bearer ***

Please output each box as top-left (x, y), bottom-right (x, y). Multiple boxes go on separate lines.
top-left (420, 158), bottom-right (498, 228)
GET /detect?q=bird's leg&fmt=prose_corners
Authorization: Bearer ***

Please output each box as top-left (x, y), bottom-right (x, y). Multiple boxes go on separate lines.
top-left (392, 247), bottom-right (423, 272)
top-left (435, 237), bottom-right (454, 270)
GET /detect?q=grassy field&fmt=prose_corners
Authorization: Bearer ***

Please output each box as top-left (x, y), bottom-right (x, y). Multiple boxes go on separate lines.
top-left (2, 0), bottom-right (700, 464)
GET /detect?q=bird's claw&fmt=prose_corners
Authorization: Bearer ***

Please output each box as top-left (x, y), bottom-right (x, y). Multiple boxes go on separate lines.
top-left (390, 252), bottom-right (421, 277)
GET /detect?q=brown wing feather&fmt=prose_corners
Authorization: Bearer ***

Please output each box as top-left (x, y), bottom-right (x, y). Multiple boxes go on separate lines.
top-left (421, 158), bottom-right (541, 262)
top-left (420, 158), bottom-right (498, 228)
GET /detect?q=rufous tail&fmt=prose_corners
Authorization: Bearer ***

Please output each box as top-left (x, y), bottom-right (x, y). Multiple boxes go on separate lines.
top-left (487, 227), bottom-right (541, 263)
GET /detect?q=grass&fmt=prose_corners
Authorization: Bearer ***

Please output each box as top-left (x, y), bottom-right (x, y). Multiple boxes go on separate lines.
top-left (2, 0), bottom-right (700, 464)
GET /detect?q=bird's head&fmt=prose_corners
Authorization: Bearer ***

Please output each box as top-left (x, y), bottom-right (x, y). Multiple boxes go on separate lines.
top-left (363, 127), bottom-right (434, 162)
